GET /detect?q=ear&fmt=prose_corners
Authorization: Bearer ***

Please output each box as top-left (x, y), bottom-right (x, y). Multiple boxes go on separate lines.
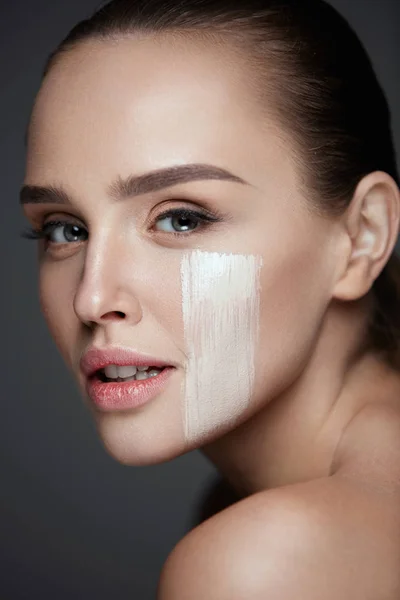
top-left (332, 171), bottom-right (400, 302)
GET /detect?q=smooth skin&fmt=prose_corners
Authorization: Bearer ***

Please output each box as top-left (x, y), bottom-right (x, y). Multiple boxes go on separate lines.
top-left (22, 33), bottom-right (400, 598)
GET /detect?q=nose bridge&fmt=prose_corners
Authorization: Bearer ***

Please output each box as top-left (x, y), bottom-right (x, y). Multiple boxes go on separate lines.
top-left (73, 229), bottom-right (142, 327)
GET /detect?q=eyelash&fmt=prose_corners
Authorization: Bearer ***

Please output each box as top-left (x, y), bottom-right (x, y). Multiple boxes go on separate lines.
top-left (20, 207), bottom-right (223, 246)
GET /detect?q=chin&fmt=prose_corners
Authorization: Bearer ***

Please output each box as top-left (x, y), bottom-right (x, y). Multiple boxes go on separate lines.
top-left (88, 407), bottom-right (197, 466)
top-left (89, 402), bottom-right (246, 466)
top-left (100, 439), bottom-right (187, 467)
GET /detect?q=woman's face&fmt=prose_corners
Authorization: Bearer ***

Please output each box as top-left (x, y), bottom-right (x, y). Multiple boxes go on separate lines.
top-left (22, 34), bottom-right (341, 464)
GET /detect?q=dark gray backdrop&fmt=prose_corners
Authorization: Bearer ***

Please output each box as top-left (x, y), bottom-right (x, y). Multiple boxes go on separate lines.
top-left (3, 1), bottom-right (400, 598)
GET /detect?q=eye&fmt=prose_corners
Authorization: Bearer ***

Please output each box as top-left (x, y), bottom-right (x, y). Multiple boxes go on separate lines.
top-left (153, 208), bottom-right (220, 235)
top-left (46, 221), bottom-right (87, 243)
top-left (20, 207), bottom-right (224, 247)
top-left (20, 220), bottom-right (88, 245)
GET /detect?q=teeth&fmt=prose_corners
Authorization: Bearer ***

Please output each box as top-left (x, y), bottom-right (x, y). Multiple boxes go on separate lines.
top-left (147, 368), bottom-right (162, 378)
top-left (104, 365), bottom-right (118, 379)
top-left (118, 375), bottom-right (136, 382)
top-left (104, 365), bottom-right (137, 379)
top-left (101, 365), bottom-right (163, 382)
top-left (135, 371), bottom-right (148, 381)
top-left (118, 365), bottom-right (138, 378)
top-left (135, 368), bottom-right (162, 381)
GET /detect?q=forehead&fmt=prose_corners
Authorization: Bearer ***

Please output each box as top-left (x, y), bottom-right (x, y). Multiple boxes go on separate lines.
top-left (26, 34), bottom-right (294, 194)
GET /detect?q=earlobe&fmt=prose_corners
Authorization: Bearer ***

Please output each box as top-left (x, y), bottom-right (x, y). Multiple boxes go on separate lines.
top-left (332, 171), bottom-right (400, 302)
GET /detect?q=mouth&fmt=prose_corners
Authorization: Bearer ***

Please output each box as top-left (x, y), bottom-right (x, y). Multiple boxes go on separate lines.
top-left (86, 366), bottom-right (175, 411)
top-left (93, 365), bottom-right (167, 383)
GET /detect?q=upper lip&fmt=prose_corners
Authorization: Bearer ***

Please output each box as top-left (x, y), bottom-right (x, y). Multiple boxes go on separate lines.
top-left (80, 346), bottom-right (174, 378)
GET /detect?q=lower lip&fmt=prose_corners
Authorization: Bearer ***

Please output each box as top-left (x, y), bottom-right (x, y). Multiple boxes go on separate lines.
top-left (85, 367), bottom-right (175, 412)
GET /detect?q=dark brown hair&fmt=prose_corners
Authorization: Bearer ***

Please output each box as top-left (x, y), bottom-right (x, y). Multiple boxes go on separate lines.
top-left (38, 0), bottom-right (400, 367)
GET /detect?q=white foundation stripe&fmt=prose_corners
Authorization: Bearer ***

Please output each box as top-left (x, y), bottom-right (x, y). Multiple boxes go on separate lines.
top-left (180, 250), bottom-right (262, 441)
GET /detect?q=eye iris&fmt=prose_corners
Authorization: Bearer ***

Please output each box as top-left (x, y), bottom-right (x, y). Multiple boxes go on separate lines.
top-left (172, 215), bottom-right (197, 232)
top-left (64, 224), bottom-right (85, 242)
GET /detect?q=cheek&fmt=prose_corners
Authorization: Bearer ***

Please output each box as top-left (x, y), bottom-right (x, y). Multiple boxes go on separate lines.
top-left (180, 250), bottom-right (263, 444)
top-left (38, 261), bottom-right (79, 365)
top-left (254, 240), bottom-right (333, 402)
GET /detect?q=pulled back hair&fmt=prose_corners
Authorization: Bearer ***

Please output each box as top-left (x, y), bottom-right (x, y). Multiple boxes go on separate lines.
top-left (38, 0), bottom-right (400, 367)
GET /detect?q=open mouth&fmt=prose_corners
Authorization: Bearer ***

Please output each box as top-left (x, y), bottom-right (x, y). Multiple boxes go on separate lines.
top-left (94, 366), bottom-right (167, 383)
top-left (85, 364), bottom-right (175, 411)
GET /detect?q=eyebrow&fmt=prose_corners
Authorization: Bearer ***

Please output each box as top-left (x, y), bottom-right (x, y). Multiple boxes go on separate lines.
top-left (19, 163), bottom-right (249, 206)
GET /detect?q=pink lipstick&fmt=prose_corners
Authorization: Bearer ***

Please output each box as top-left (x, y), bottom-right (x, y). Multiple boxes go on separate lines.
top-left (86, 367), bottom-right (175, 411)
top-left (80, 346), bottom-right (176, 411)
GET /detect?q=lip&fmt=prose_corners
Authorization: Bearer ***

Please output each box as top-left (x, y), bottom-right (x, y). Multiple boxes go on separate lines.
top-left (80, 345), bottom-right (174, 379)
top-left (85, 366), bottom-right (175, 412)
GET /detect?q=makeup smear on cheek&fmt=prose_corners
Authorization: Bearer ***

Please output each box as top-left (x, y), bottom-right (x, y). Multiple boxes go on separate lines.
top-left (180, 250), bottom-right (262, 443)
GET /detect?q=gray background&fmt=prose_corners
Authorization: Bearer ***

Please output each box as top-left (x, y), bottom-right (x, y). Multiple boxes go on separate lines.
top-left (2, 1), bottom-right (400, 598)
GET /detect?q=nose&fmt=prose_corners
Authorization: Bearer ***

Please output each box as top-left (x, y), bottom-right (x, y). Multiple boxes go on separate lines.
top-left (79, 308), bottom-right (129, 330)
top-left (73, 242), bottom-right (143, 330)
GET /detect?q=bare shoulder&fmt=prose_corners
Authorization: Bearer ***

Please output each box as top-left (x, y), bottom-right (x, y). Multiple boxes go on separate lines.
top-left (157, 474), bottom-right (400, 600)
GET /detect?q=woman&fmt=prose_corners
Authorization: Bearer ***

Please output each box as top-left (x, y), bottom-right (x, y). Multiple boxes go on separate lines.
top-left (20, 0), bottom-right (400, 597)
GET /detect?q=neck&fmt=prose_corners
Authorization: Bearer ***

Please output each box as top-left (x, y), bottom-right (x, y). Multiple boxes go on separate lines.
top-left (201, 293), bottom-right (381, 497)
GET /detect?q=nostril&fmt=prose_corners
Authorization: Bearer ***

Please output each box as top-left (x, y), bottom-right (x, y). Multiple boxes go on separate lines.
top-left (101, 311), bottom-right (126, 320)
